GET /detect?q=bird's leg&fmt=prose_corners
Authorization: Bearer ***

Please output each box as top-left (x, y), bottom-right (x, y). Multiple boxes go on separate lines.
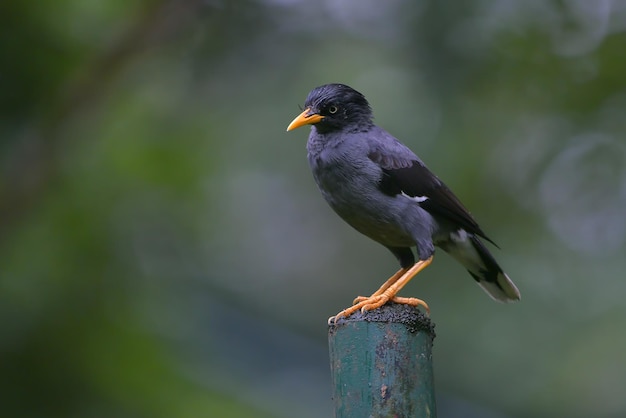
top-left (329, 256), bottom-right (433, 324)
top-left (360, 257), bottom-right (432, 312)
top-left (352, 267), bottom-right (409, 305)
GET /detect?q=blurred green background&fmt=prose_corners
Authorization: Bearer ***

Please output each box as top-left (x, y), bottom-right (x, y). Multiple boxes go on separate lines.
top-left (2, 1), bottom-right (626, 417)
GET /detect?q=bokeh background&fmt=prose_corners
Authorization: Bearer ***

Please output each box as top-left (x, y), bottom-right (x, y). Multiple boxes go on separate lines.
top-left (2, 1), bottom-right (626, 417)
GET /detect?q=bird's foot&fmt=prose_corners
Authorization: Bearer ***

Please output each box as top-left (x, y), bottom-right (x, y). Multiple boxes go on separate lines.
top-left (329, 258), bottom-right (434, 325)
top-left (386, 296), bottom-right (430, 313)
top-left (328, 295), bottom-right (429, 325)
top-left (352, 295), bottom-right (429, 312)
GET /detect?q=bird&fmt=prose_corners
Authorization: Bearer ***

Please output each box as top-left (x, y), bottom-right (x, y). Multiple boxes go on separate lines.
top-left (286, 83), bottom-right (520, 323)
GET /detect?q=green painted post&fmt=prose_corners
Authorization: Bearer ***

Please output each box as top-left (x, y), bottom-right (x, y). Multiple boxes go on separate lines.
top-left (328, 303), bottom-right (436, 418)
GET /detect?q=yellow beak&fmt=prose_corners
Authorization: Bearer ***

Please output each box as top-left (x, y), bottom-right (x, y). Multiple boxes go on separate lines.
top-left (286, 107), bottom-right (324, 131)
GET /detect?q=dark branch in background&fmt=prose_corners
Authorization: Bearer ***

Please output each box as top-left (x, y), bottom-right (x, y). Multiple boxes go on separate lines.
top-left (0, 0), bottom-right (206, 247)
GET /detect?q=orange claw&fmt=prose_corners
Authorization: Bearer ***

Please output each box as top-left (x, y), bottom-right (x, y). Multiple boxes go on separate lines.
top-left (328, 296), bottom-right (430, 325)
top-left (328, 256), bottom-right (433, 324)
top-left (389, 296), bottom-right (430, 314)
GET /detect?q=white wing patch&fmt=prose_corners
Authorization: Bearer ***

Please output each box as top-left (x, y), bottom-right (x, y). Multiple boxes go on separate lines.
top-left (401, 191), bottom-right (428, 203)
top-left (450, 229), bottom-right (469, 243)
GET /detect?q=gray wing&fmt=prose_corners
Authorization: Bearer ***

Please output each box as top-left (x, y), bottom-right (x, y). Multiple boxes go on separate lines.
top-left (367, 130), bottom-right (496, 245)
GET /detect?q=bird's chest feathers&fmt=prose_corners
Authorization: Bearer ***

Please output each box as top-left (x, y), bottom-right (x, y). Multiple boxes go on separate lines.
top-left (308, 147), bottom-right (381, 211)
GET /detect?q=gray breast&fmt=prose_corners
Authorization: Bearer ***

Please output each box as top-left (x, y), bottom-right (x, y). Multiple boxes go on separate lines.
top-left (310, 153), bottom-right (418, 247)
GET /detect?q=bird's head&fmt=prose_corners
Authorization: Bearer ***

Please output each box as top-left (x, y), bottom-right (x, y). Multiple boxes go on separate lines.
top-left (286, 84), bottom-right (373, 134)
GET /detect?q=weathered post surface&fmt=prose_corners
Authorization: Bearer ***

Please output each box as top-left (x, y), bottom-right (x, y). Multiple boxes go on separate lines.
top-left (328, 303), bottom-right (436, 418)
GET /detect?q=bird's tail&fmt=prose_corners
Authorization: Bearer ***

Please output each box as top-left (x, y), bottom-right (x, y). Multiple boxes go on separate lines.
top-left (444, 233), bottom-right (521, 302)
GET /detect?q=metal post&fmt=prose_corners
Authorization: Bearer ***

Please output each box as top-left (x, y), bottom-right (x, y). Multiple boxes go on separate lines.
top-left (328, 303), bottom-right (436, 417)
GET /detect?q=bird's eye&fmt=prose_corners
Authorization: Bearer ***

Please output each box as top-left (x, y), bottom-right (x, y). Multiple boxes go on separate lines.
top-left (328, 105), bottom-right (338, 114)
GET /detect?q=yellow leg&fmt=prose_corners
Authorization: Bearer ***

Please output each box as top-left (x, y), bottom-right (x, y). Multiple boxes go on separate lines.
top-left (352, 266), bottom-right (409, 305)
top-left (329, 256), bottom-right (433, 324)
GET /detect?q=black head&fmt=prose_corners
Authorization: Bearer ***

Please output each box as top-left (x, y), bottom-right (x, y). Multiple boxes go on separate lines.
top-left (286, 83), bottom-right (373, 134)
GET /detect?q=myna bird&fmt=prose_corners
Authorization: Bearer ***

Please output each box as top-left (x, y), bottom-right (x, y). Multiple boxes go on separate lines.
top-left (287, 83), bottom-right (520, 323)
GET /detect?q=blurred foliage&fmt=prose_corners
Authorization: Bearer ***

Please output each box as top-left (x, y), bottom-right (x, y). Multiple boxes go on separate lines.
top-left (1, 1), bottom-right (626, 417)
